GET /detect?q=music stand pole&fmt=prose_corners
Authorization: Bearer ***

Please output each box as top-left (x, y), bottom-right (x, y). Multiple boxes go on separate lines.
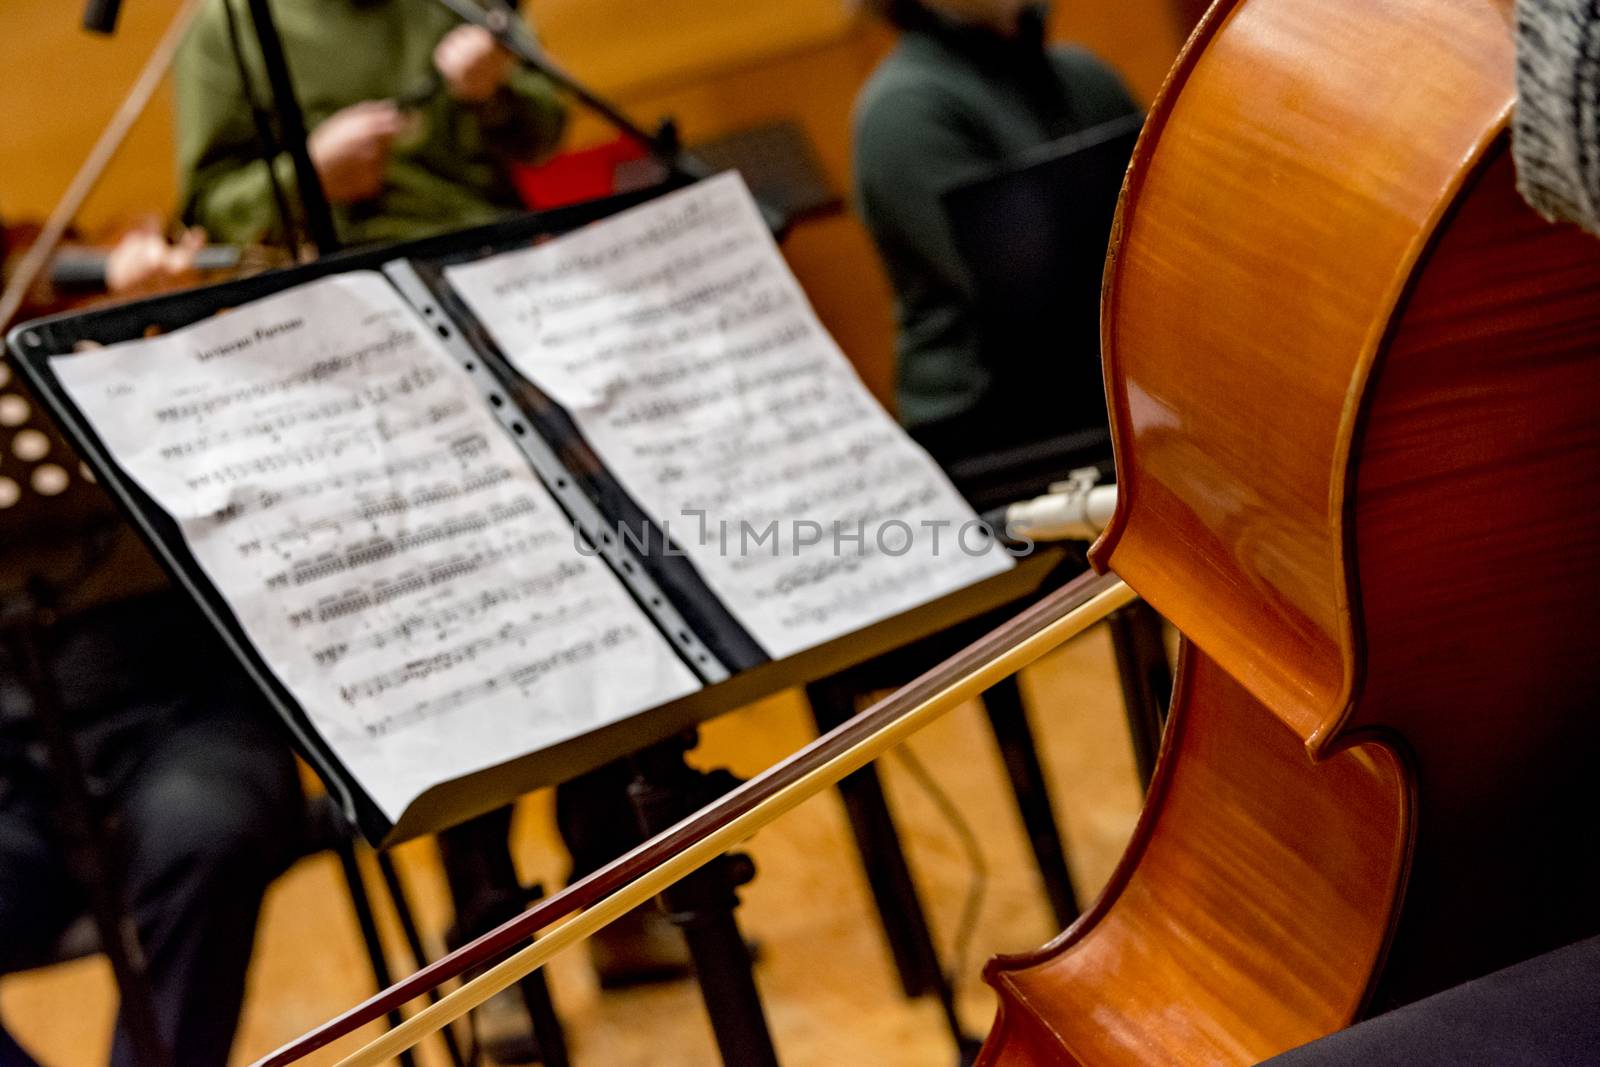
top-left (243, 0), bottom-right (341, 255)
top-left (627, 735), bottom-right (780, 1067)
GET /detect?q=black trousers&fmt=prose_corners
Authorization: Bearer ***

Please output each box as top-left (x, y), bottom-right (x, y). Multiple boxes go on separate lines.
top-left (0, 593), bottom-right (302, 1067)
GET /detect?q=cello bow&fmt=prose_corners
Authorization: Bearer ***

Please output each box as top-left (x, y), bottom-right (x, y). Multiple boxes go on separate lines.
top-left (253, 570), bottom-right (1137, 1067)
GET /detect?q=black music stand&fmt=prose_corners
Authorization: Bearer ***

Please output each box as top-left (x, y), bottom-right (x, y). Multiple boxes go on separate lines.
top-left (939, 111), bottom-right (1170, 781)
top-left (10, 190), bottom-right (1081, 1066)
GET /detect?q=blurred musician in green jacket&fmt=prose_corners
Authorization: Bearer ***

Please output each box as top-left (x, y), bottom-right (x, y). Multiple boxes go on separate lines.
top-left (175, 0), bottom-right (566, 248)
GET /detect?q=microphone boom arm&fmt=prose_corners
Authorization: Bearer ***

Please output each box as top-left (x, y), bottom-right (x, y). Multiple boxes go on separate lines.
top-left (430, 0), bottom-right (705, 178)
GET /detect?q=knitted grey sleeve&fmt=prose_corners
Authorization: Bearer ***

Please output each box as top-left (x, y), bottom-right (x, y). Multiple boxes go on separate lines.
top-left (1513, 0), bottom-right (1600, 235)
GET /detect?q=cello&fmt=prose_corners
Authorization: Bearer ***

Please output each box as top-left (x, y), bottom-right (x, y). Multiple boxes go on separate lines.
top-left (981, 0), bottom-right (1600, 1058)
top-left (256, 0), bottom-right (1600, 1062)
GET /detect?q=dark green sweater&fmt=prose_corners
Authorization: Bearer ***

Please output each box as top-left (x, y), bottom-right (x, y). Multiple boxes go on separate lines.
top-left (853, 16), bottom-right (1139, 428)
top-left (175, 0), bottom-right (566, 248)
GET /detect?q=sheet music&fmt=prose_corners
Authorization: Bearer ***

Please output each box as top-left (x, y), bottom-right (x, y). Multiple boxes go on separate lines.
top-left (447, 174), bottom-right (1012, 659)
top-left (53, 273), bottom-right (699, 820)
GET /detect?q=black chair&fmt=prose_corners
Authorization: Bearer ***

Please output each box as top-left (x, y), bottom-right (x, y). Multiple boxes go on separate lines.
top-left (938, 112), bottom-right (1143, 491)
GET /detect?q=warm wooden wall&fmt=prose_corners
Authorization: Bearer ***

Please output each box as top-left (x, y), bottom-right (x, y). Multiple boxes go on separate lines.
top-left (0, 0), bottom-right (1187, 401)
top-left (0, 0), bottom-right (186, 231)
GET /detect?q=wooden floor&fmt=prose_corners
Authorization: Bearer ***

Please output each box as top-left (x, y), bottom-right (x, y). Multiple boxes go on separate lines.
top-left (0, 625), bottom-right (1147, 1067)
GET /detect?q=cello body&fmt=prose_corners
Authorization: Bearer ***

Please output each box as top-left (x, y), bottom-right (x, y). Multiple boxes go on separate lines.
top-left (981, 0), bottom-right (1600, 1062)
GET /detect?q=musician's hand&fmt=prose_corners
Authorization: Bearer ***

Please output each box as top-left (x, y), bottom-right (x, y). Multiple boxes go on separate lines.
top-left (308, 101), bottom-right (407, 203)
top-left (104, 226), bottom-right (206, 296)
top-left (433, 25), bottom-right (513, 103)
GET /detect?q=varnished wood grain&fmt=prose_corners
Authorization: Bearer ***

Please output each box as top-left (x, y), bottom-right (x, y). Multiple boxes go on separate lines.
top-left (1347, 145), bottom-right (1600, 1008)
top-left (981, 649), bottom-right (1407, 1065)
top-left (1168, 0), bottom-right (1213, 35)
top-left (1093, 0), bottom-right (1517, 742)
top-left (982, 0), bottom-right (1600, 1062)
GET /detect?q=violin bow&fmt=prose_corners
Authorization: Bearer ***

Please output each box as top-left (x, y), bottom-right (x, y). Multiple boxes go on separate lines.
top-left (254, 569), bottom-right (1136, 1067)
top-left (0, 0), bottom-right (207, 330)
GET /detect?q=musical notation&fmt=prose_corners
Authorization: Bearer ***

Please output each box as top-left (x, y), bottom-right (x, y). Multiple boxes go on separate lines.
top-left (206, 434), bottom-right (497, 525)
top-left (360, 623), bottom-right (643, 740)
top-left (52, 272), bottom-right (699, 820)
top-left (337, 597), bottom-right (602, 706)
top-left (309, 560), bottom-right (588, 664)
top-left (267, 497), bottom-right (544, 588)
top-left (447, 173), bottom-right (1012, 659)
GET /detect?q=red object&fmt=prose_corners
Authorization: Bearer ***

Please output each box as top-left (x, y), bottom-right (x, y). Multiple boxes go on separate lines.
top-left (512, 136), bottom-right (650, 210)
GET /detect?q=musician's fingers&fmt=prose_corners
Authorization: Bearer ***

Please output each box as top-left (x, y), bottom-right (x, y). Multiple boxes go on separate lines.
top-left (162, 234), bottom-right (205, 278)
top-left (434, 24), bottom-right (509, 102)
top-left (324, 100), bottom-right (405, 144)
top-left (345, 98), bottom-right (400, 118)
top-left (104, 231), bottom-right (166, 293)
top-left (164, 228), bottom-right (208, 273)
top-left (362, 103), bottom-right (409, 141)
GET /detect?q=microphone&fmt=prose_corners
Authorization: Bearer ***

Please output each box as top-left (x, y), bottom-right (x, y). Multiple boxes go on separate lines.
top-left (83, 0), bottom-right (124, 35)
top-left (982, 467), bottom-right (1118, 545)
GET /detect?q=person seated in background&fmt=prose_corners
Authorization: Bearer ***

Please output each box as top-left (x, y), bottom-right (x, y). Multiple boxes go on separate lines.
top-left (174, 4), bottom-right (687, 1061)
top-left (0, 229), bottom-right (302, 1067)
top-left (176, 0), bottom-right (566, 247)
top-left (852, 0), bottom-right (1140, 466)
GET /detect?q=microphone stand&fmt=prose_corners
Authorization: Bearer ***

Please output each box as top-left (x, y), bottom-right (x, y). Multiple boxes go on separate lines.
top-left (242, 0), bottom-right (341, 255)
top-left (74, 0), bottom-right (337, 257)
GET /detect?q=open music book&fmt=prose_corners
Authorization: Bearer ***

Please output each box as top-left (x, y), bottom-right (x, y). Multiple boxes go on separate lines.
top-left (39, 174), bottom-right (1012, 835)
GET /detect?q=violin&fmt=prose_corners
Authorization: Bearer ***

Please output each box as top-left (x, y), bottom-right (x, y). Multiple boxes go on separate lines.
top-left (1, 218), bottom-right (277, 330)
top-left (257, 0), bottom-right (1600, 1062)
top-left (46, 240), bottom-right (249, 292)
